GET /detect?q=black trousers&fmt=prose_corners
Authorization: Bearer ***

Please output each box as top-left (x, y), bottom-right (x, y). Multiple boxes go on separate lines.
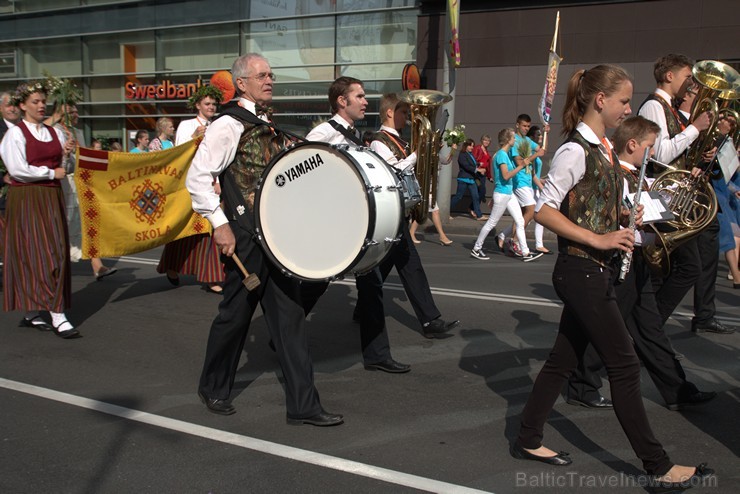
top-left (692, 217), bottom-right (720, 324)
top-left (517, 255), bottom-right (672, 476)
top-left (198, 220), bottom-right (322, 419)
top-left (567, 250), bottom-right (699, 405)
top-left (355, 222), bottom-right (441, 363)
top-left (653, 237), bottom-right (700, 325)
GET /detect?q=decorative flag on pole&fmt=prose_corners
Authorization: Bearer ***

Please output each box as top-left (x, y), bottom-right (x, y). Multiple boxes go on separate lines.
top-left (74, 141), bottom-right (211, 259)
top-left (448, 0), bottom-right (461, 68)
top-left (538, 11), bottom-right (562, 150)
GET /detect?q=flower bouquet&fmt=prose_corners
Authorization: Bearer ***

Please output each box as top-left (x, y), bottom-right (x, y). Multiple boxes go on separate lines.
top-left (443, 124), bottom-right (466, 147)
top-left (43, 71), bottom-right (82, 130)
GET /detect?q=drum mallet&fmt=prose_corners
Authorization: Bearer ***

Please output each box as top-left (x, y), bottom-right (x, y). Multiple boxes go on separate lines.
top-left (231, 255), bottom-right (261, 291)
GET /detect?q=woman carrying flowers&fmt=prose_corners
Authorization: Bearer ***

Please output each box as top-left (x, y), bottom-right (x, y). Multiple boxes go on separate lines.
top-left (0, 81), bottom-right (79, 338)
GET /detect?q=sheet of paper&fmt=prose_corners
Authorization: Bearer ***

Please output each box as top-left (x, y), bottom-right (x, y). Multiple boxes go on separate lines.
top-left (626, 191), bottom-right (674, 224)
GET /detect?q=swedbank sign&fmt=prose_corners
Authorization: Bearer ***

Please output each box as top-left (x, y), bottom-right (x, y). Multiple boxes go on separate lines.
top-left (125, 79), bottom-right (205, 100)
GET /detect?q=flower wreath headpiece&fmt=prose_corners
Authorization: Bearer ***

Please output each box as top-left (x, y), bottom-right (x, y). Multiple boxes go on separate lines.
top-left (11, 80), bottom-right (47, 107)
top-left (187, 85), bottom-right (224, 111)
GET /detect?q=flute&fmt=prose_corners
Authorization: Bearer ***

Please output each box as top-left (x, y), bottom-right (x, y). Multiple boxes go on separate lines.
top-left (618, 146), bottom-right (650, 282)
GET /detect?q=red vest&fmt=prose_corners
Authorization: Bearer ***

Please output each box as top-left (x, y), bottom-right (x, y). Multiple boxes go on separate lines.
top-left (11, 121), bottom-right (62, 187)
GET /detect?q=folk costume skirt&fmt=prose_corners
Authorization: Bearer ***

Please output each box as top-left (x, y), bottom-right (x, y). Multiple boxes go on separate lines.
top-left (3, 185), bottom-right (71, 312)
top-left (156, 234), bottom-right (225, 284)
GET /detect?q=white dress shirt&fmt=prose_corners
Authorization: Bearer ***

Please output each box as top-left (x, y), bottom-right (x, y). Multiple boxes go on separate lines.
top-left (0, 119), bottom-right (67, 182)
top-left (536, 121), bottom-right (613, 212)
top-left (637, 88), bottom-right (699, 164)
top-left (619, 159), bottom-right (655, 247)
top-left (185, 98), bottom-right (268, 229)
top-left (176, 116), bottom-right (209, 145)
top-left (369, 125), bottom-right (417, 171)
top-left (305, 115), bottom-right (356, 145)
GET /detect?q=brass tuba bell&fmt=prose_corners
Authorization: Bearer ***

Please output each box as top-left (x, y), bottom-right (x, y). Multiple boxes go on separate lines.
top-left (685, 60), bottom-right (740, 165)
top-left (399, 89), bottom-right (452, 223)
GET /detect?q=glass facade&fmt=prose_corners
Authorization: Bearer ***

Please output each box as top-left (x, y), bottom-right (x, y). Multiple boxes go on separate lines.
top-left (0, 0), bottom-right (418, 148)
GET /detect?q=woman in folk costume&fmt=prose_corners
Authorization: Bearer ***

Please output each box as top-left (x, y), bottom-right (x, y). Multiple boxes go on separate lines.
top-left (0, 81), bottom-right (79, 338)
top-left (156, 85), bottom-right (226, 294)
top-left (511, 65), bottom-right (714, 489)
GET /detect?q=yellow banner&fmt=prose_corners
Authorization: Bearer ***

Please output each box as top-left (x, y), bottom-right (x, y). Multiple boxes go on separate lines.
top-left (74, 141), bottom-right (211, 259)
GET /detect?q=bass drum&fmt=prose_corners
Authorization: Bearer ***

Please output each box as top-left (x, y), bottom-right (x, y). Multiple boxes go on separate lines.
top-left (254, 141), bottom-right (403, 281)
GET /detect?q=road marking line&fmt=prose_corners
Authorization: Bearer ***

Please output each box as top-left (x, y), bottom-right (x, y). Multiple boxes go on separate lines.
top-left (112, 257), bottom-right (740, 322)
top-left (0, 378), bottom-right (493, 494)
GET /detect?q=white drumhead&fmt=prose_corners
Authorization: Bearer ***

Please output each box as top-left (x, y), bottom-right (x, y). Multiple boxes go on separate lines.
top-left (257, 143), bottom-right (370, 280)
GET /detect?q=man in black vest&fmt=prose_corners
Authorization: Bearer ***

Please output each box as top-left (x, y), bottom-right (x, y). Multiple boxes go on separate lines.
top-left (185, 53), bottom-right (343, 426)
top-left (0, 91), bottom-right (21, 266)
top-left (637, 54), bottom-right (733, 334)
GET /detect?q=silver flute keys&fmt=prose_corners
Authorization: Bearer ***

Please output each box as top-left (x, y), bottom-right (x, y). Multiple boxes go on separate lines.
top-left (618, 146), bottom-right (651, 282)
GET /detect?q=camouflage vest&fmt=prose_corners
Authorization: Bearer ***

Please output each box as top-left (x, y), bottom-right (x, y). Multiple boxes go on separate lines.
top-left (558, 132), bottom-right (623, 267)
top-left (223, 114), bottom-right (288, 214)
top-left (372, 130), bottom-right (409, 162)
top-left (641, 93), bottom-right (686, 169)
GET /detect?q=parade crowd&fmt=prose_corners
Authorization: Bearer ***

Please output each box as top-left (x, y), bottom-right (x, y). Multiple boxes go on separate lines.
top-left (1, 51), bottom-right (739, 492)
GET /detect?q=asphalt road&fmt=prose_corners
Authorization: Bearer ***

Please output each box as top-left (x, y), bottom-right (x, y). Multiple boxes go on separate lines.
top-left (1, 221), bottom-right (739, 494)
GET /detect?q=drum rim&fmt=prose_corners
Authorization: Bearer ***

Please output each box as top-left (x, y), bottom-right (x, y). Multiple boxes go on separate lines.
top-left (254, 141), bottom-right (385, 281)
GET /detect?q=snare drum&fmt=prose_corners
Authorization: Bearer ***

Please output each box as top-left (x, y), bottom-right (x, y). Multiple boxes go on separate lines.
top-left (254, 142), bottom-right (403, 281)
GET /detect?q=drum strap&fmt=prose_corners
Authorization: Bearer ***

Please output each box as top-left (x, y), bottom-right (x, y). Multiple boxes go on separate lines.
top-left (219, 170), bottom-right (256, 236)
top-left (328, 120), bottom-right (363, 146)
top-left (216, 102), bottom-right (306, 143)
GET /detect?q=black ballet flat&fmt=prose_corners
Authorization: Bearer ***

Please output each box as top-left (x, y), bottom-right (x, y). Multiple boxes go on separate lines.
top-left (510, 443), bottom-right (572, 466)
top-left (648, 463), bottom-right (715, 493)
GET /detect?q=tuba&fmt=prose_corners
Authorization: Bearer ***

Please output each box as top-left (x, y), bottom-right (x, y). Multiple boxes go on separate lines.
top-left (399, 89), bottom-right (452, 223)
top-left (643, 60), bottom-right (740, 275)
top-left (685, 60), bottom-right (740, 165)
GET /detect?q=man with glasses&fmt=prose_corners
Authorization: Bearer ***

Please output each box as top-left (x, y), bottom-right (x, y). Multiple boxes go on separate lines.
top-left (185, 53), bottom-right (343, 426)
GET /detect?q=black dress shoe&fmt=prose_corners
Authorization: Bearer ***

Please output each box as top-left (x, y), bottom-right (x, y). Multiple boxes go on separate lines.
top-left (510, 443), bottom-right (572, 466)
top-left (197, 390), bottom-right (236, 415)
top-left (566, 395), bottom-right (613, 409)
top-left (287, 410), bottom-right (344, 427)
top-left (19, 317), bottom-right (53, 331)
top-left (364, 359), bottom-right (411, 373)
top-left (422, 318), bottom-right (459, 339)
top-left (666, 391), bottom-right (717, 411)
top-left (691, 319), bottom-right (735, 334)
top-left (649, 463), bottom-right (714, 493)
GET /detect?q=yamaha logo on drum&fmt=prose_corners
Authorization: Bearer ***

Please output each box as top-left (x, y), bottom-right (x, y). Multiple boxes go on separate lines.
top-left (279, 152), bottom-right (325, 186)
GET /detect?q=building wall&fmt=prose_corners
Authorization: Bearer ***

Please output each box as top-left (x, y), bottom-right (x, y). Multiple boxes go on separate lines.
top-left (418, 0), bottom-right (740, 166)
top-left (0, 0), bottom-right (418, 147)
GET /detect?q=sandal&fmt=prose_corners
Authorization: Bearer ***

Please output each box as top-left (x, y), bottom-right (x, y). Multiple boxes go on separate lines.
top-left (95, 266), bottom-right (118, 280)
top-left (166, 271), bottom-right (180, 286)
top-left (53, 321), bottom-right (81, 339)
top-left (204, 284), bottom-right (223, 294)
top-left (20, 316), bottom-right (53, 332)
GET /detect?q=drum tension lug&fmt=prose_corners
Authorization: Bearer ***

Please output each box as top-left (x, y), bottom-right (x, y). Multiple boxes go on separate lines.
top-left (385, 237), bottom-right (402, 244)
top-left (364, 239), bottom-right (379, 248)
top-left (368, 185), bottom-right (383, 192)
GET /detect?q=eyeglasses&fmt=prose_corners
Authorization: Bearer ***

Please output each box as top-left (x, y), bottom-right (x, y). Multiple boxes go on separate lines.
top-left (241, 72), bottom-right (277, 82)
